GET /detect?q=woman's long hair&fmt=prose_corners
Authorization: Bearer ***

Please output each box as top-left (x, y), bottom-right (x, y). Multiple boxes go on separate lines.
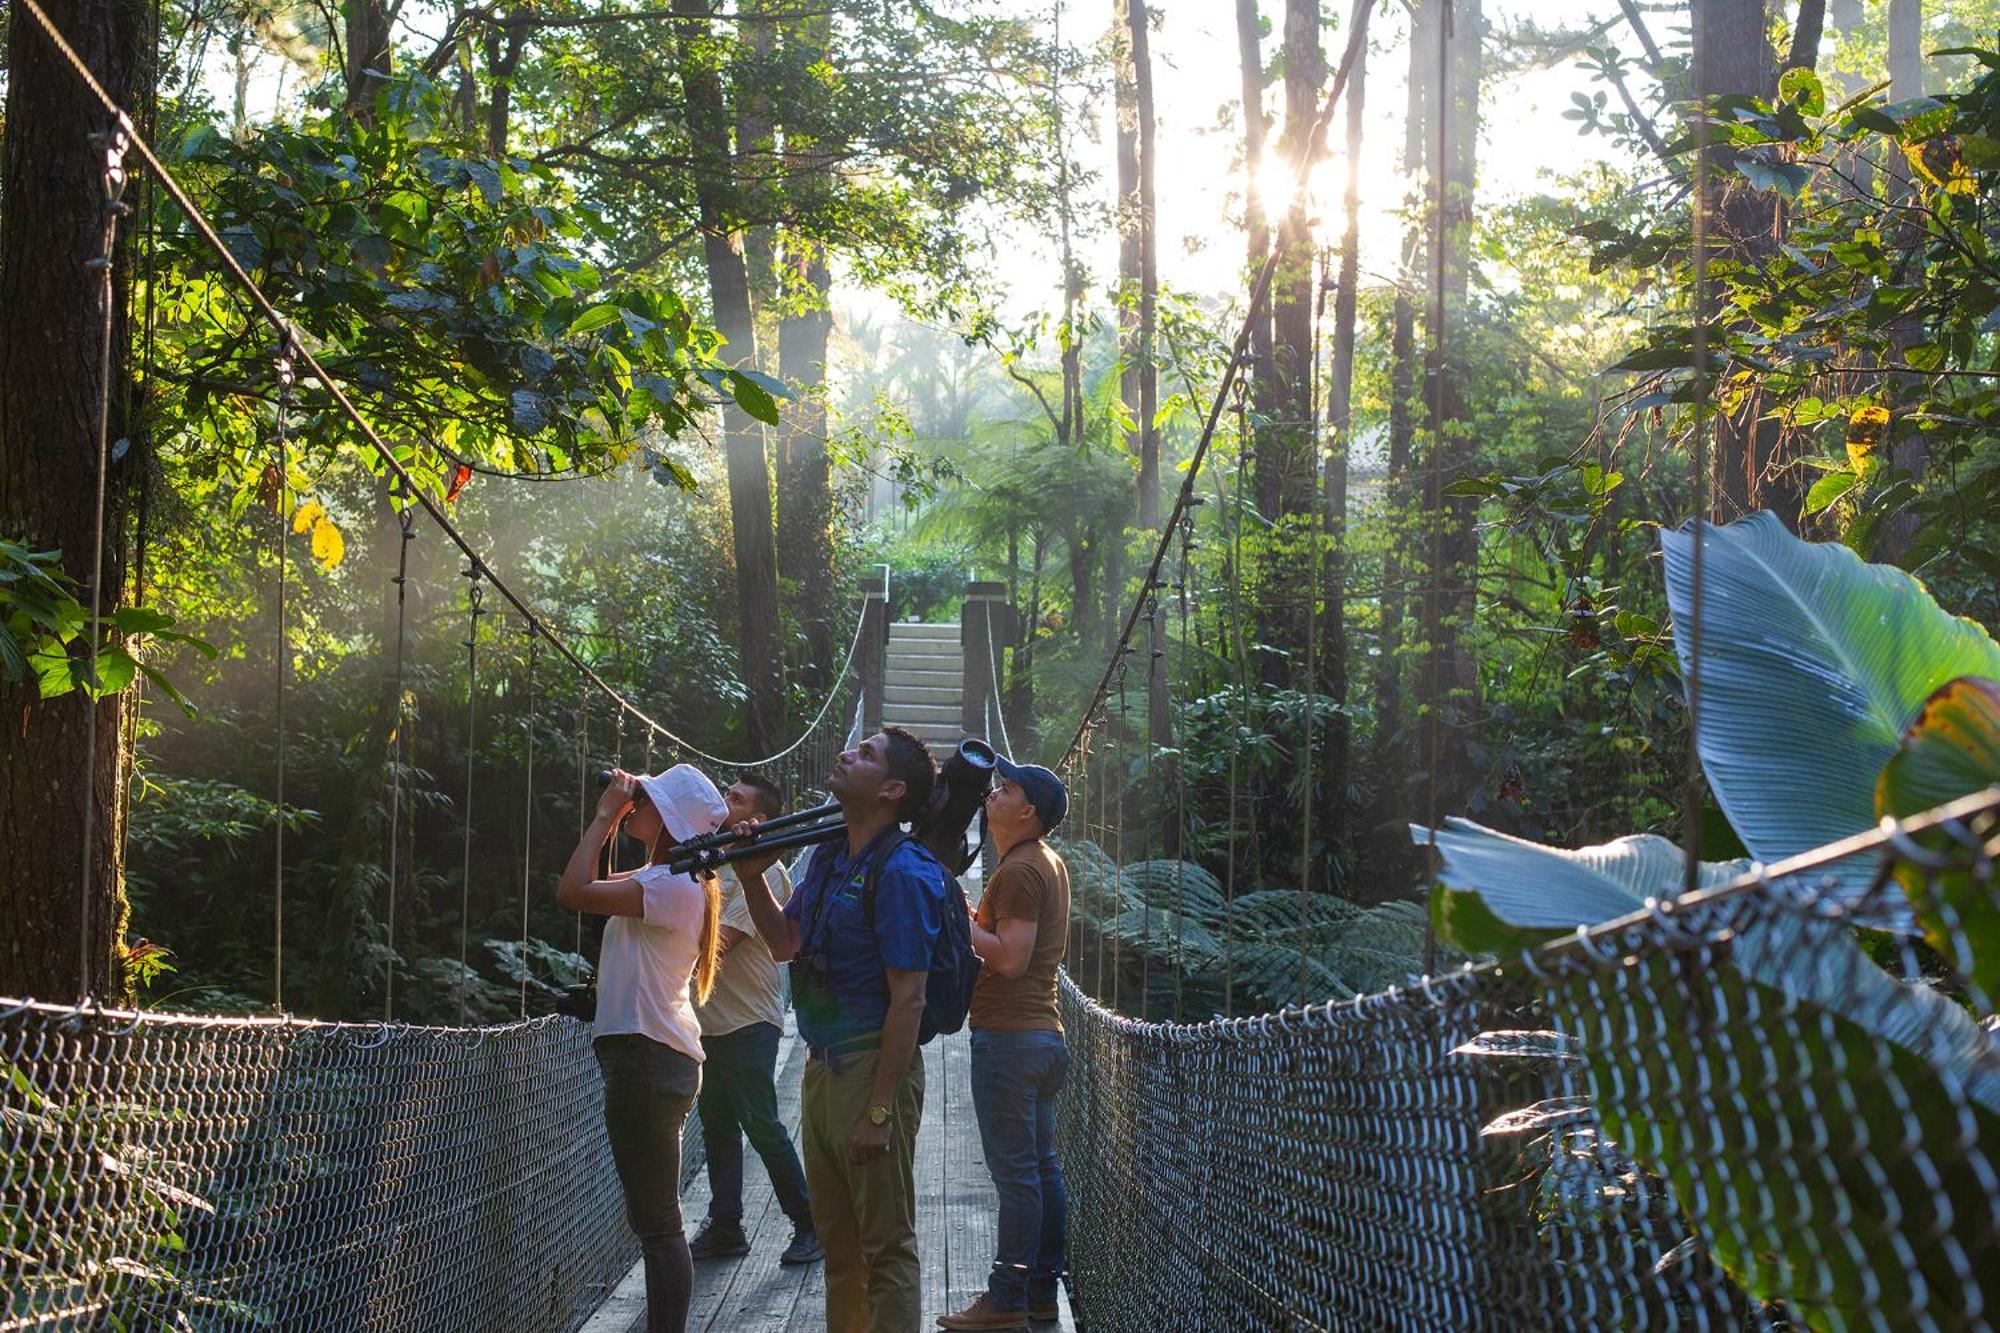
top-left (649, 826), bottom-right (724, 1004)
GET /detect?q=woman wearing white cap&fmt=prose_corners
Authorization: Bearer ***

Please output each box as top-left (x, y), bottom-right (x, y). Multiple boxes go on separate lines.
top-left (557, 763), bottom-right (732, 1333)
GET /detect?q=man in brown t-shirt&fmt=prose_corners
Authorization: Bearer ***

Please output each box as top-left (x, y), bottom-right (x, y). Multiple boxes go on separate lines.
top-left (938, 757), bottom-right (1071, 1332)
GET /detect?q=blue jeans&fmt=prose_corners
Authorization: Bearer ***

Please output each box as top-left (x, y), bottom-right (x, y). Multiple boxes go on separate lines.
top-left (698, 1022), bottom-right (813, 1230)
top-left (968, 1027), bottom-right (1069, 1311)
top-left (595, 1035), bottom-right (700, 1333)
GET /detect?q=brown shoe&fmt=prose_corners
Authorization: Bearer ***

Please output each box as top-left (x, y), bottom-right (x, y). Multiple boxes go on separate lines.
top-left (937, 1296), bottom-right (1030, 1331)
top-left (1027, 1299), bottom-right (1059, 1323)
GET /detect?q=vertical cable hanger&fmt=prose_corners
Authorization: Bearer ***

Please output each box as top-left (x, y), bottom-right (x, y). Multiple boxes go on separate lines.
top-left (1140, 596), bottom-right (1157, 1020)
top-left (1681, 7), bottom-right (1712, 895)
top-left (1112, 652), bottom-right (1129, 1014)
top-left (519, 620), bottom-right (538, 1019)
top-left (1173, 509), bottom-right (1196, 1022)
top-left (458, 561), bottom-right (486, 1025)
top-left (384, 492), bottom-right (416, 1021)
top-left (271, 329), bottom-right (297, 1012)
top-left (77, 113), bottom-right (132, 1001)
top-left (574, 676), bottom-right (588, 956)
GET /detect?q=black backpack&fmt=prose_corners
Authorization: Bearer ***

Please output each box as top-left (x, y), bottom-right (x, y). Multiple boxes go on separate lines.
top-left (861, 832), bottom-right (981, 1044)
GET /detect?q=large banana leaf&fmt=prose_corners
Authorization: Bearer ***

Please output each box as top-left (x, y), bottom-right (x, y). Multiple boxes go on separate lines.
top-left (1416, 817), bottom-right (1750, 955)
top-left (1568, 933), bottom-right (2000, 1330)
top-left (1427, 815), bottom-right (2000, 1326)
top-left (1660, 512), bottom-right (2000, 917)
top-left (1874, 676), bottom-right (2000, 1012)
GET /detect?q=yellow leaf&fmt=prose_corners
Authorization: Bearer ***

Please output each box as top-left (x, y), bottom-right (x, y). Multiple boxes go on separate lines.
top-left (1845, 404), bottom-right (1890, 471)
top-left (310, 516), bottom-right (345, 570)
top-left (290, 499), bottom-right (325, 535)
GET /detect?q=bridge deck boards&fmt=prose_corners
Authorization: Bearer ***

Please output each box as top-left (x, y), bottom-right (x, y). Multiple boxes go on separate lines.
top-left (589, 1017), bottom-right (1068, 1332)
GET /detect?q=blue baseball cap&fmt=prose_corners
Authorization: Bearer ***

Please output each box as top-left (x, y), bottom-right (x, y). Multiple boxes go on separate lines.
top-left (993, 754), bottom-right (1068, 832)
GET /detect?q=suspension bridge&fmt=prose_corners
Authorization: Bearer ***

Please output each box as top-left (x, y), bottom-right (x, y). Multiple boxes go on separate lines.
top-left (7, 0), bottom-right (2000, 1328)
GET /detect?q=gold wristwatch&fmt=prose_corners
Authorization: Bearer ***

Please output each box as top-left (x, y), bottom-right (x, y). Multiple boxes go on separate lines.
top-left (866, 1104), bottom-right (892, 1127)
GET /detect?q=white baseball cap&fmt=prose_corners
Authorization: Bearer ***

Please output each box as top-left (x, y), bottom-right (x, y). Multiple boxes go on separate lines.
top-left (635, 764), bottom-right (727, 844)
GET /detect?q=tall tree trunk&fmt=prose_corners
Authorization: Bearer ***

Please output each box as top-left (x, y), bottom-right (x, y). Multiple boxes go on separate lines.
top-left (1785, 0), bottom-right (1826, 73)
top-left (1693, 0), bottom-right (1788, 524)
top-left (1269, 0), bottom-right (1321, 522)
top-left (1879, 0), bottom-right (1926, 560)
top-left (1254, 0), bottom-right (1323, 688)
top-left (1828, 0), bottom-right (1872, 196)
top-left (1056, 3), bottom-right (1085, 454)
top-left (0, 0), bottom-right (146, 1000)
top-left (1129, 0), bottom-right (1160, 533)
top-left (1125, 0), bottom-right (1168, 751)
top-left (482, 11), bottom-right (530, 156)
top-left (1372, 0), bottom-right (1435, 805)
top-left (777, 243), bottom-right (835, 688)
top-left (1323, 6), bottom-right (1365, 862)
top-left (344, 0), bottom-right (393, 117)
top-left (677, 0), bottom-right (782, 752)
top-left (1418, 0), bottom-right (1482, 822)
top-left (739, 17), bottom-right (778, 344)
top-left (1235, 0), bottom-right (1276, 521)
top-left (1108, 0), bottom-right (1140, 659)
top-left (774, 11), bottom-right (837, 690)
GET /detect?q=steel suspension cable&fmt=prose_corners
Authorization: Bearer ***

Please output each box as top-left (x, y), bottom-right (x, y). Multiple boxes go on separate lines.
top-left (519, 620), bottom-right (537, 1019)
top-left (384, 502), bottom-right (415, 1022)
top-left (458, 565), bottom-right (485, 1025)
top-left (1682, 0), bottom-right (1712, 895)
top-left (1173, 511), bottom-right (1194, 1021)
top-left (1224, 397), bottom-right (1252, 1020)
top-left (1139, 600), bottom-right (1155, 1020)
top-left (573, 678), bottom-right (588, 956)
top-left (1112, 656), bottom-right (1128, 1014)
top-left (77, 115), bottom-right (131, 999)
top-left (272, 335), bottom-right (296, 1011)
top-left (11, 0), bottom-right (858, 776)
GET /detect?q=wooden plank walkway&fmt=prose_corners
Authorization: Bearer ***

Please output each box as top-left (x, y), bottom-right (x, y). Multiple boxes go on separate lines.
top-left (582, 1015), bottom-right (1073, 1332)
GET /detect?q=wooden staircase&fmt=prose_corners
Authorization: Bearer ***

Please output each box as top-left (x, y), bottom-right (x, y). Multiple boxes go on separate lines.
top-left (880, 621), bottom-right (964, 759)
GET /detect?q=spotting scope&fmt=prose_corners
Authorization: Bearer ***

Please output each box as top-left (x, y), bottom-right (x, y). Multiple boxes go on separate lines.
top-left (660, 737), bottom-right (1000, 878)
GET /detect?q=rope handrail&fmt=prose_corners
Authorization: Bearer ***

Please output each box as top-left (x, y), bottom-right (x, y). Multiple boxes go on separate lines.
top-left (13, 0), bottom-right (861, 776)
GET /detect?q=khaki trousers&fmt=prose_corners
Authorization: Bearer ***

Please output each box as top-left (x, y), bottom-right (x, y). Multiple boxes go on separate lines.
top-left (801, 1043), bottom-right (926, 1333)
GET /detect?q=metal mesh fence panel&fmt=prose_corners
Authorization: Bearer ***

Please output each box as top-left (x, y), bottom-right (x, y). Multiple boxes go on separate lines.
top-left (1059, 795), bottom-right (2000, 1332)
top-left (1, 1007), bottom-right (633, 1331)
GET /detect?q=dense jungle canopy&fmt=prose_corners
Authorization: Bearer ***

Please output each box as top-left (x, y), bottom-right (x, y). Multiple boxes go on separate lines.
top-left (5, 0), bottom-right (2000, 1023)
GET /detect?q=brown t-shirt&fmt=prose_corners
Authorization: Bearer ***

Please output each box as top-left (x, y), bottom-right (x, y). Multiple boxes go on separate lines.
top-left (970, 839), bottom-right (1070, 1032)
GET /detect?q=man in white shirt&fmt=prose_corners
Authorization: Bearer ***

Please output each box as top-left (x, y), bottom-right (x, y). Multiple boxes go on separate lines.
top-left (687, 775), bottom-right (823, 1266)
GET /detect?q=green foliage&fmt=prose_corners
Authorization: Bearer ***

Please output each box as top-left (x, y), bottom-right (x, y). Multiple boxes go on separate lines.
top-left (1588, 47), bottom-right (2000, 618)
top-left (0, 539), bottom-right (214, 711)
top-left (149, 71), bottom-right (749, 513)
top-left (1058, 839), bottom-right (1434, 1018)
top-left (1875, 676), bottom-right (2000, 1010)
top-left (1661, 512), bottom-right (2000, 910)
top-left (1424, 513), bottom-right (2000, 1326)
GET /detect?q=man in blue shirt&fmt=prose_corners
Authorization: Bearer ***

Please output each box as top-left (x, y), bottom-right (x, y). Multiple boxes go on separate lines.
top-left (733, 725), bottom-right (948, 1333)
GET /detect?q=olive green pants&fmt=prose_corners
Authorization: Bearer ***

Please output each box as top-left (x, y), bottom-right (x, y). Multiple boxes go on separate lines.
top-left (801, 1042), bottom-right (926, 1333)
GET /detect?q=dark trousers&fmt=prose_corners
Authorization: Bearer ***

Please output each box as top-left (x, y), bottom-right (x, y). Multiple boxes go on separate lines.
top-left (969, 1027), bottom-right (1069, 1311)
top-left (698, 1021), bottom-right (813, 1230)
top-left (595, 1034), bottom-right (700, 1333)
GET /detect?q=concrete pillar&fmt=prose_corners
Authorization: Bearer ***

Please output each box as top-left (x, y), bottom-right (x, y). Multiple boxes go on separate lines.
top-left (961, 580), bottom-right (1019, 747)
top-left (859, 581), bottom-right (888, 735)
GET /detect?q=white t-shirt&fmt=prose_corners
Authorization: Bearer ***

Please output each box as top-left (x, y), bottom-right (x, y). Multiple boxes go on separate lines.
top-left (696, 862), bottom-right (793, 1038)
top-left (594, 864), bottom-right (707, 1063)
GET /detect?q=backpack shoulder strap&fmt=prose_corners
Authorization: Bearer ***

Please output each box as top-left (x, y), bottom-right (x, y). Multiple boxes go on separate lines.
top-left (860, 830), bottom-right (915, 927)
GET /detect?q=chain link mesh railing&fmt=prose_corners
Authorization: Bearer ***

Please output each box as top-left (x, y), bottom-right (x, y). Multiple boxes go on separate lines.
top-left (1058, 791), bottom-right (2000, 1332)
top-left (1, 1006), bottom-right (631, 1331)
